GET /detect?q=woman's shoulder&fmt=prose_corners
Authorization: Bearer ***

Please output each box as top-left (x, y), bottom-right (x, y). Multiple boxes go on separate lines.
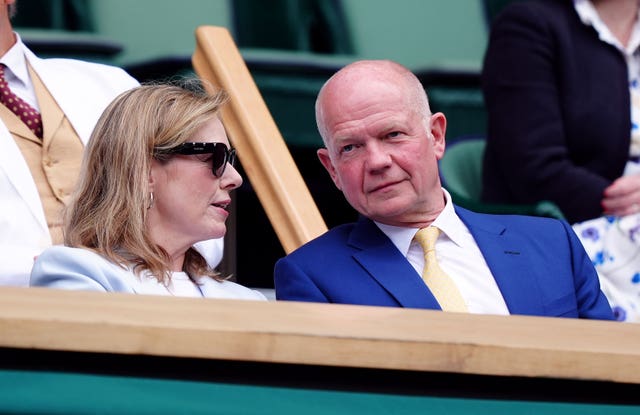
top-left (36, 246), bottom-right (125, 271)
top-left (36, 245), bottom-right (105, 265)
top-left (499, 0), bottom-right (571, 18)
top-left (31, 246), bottom-right (133, 292)
top-left (492, 0), bottom-right (575, 32)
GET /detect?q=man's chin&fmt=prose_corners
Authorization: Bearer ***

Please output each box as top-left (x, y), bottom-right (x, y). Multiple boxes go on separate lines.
top-left (363, 205), bottom-right (411, 224)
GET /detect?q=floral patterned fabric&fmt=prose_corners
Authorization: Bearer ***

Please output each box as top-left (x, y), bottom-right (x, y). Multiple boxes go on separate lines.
top-left (573, 215), bottom-right (640, 321)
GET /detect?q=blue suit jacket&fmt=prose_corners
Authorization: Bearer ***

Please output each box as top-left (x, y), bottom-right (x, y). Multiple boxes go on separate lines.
top-left (274, 207), bottom-right (613, 320)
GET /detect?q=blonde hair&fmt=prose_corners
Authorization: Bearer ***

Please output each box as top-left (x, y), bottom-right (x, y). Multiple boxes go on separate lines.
top-left (64, 81), bottom-right (229, 284)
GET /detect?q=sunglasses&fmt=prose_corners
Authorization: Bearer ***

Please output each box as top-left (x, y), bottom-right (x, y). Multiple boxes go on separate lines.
top-left (168, 142), bottom-right (236, 177)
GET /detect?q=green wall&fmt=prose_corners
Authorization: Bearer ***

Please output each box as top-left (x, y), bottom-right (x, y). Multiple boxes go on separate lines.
top-left (89, 0), bottom-right (233, 65)
top-left (85, 0), bottom-right (487, 70)
top-left (342, 0), bottom-right (487, 69)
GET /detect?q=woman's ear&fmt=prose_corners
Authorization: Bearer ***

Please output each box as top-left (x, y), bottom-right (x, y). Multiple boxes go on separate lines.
top-left (148, 160), bottom-right (158, 191)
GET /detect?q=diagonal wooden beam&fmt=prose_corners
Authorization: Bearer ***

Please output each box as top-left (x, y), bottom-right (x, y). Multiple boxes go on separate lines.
top-left (192, 26), bottom-right (327, 254)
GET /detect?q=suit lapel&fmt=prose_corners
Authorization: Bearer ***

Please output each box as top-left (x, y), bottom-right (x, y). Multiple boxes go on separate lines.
top-left (456, 207), bottom-right (544, 315)
top-left (0, 103), bottom-right (37, 141)
top-left (29, 64), bottom-right (64, 144)
top-left (24, 47), bottom-right (92, 144)
top-left (0, 112), bottom-right (48, 233)
top-left (349, 218), bottom-right (442, 309)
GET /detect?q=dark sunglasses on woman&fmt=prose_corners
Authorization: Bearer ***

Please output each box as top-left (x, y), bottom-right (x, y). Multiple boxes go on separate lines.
top-left (167, 142), bottom-right (236, 177)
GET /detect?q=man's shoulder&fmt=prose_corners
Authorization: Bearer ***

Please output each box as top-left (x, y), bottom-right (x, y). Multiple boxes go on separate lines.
top-left (284, 219), bottom-right (380, 259)
top-left (456, 205), bottom-right (570, 233)
top-left (25, 47), bottom-right (138, 89)
top-left (20, 40), bottom-right (138, 88)
top-left (39, 57), bottom-right (135, 81)
top-left (292, 222), bottom-right (358, 251)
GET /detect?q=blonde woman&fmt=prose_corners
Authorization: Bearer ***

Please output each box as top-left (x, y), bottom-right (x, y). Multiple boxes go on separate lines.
top-left (30, 83), bottom-right (265, 300)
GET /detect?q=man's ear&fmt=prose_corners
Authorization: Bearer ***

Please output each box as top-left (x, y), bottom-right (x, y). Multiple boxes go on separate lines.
top-left (317, 148), bottom-right (342, 191)
top-left (430, 112), bottom-right (447, 160)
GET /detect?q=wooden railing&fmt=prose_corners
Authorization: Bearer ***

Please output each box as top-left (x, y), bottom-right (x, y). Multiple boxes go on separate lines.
top-left (1, 286), bottom-right (638, 385)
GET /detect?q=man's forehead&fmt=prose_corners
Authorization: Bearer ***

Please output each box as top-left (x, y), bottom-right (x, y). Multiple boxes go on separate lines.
top-left (329, 111), bottom-right (415, 141)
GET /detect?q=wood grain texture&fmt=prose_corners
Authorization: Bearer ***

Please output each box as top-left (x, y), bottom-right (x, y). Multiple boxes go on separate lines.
top-left (192, 25), bottom-right (327, 253)
top-left (0, 287), bottom-right (637, 384)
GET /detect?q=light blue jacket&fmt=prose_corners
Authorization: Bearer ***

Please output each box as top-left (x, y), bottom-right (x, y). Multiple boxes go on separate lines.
top-left (31, 246), bottom-right (266, 301)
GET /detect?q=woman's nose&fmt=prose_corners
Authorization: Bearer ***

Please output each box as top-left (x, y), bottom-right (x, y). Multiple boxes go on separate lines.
top-left (220, 162), bottom-right (243, 190)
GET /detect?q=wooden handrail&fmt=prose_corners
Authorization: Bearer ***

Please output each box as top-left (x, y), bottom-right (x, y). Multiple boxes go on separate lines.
top-left (192, 25), bottom-right (327, 254)
top-left (1, 286), bottom-right (638, 384)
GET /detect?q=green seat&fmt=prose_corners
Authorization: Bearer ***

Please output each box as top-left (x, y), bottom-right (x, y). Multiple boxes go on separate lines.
top-left (439, 136), bottom-right (565, 220)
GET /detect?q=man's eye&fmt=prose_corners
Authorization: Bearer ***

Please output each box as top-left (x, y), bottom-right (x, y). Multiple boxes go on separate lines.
top-left (387, 131), bottom-right (401, 138)
top-left (341, 144), bottom-right (355, 153)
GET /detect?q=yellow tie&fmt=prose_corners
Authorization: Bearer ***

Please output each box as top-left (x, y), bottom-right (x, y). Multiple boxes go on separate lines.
top-left (414, 227), bottom-right (468, 312)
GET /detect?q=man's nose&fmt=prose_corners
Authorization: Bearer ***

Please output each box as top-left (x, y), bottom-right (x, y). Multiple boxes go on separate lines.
top-left (366, 142), bottom-right (393, 171)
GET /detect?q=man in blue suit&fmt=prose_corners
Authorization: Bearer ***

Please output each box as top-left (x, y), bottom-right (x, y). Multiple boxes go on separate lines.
top-left (274, 60), bottom-right (613, 320)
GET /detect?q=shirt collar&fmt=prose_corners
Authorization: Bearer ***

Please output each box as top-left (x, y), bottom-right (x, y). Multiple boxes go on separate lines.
top-left (0, 33), bottom-right (30, 88)
top-left (574, 0), bottom-right (640, 54)
top-left (375, 188), bottom-right (467, 256)
top-left (431, 188), bottom-right (467, 248)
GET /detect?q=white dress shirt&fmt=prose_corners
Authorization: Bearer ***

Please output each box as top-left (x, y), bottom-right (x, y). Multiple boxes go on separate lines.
top-left (375, 189), bottom-right (510, 315)
top-left (0, 34), bottom-right (40, 111)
